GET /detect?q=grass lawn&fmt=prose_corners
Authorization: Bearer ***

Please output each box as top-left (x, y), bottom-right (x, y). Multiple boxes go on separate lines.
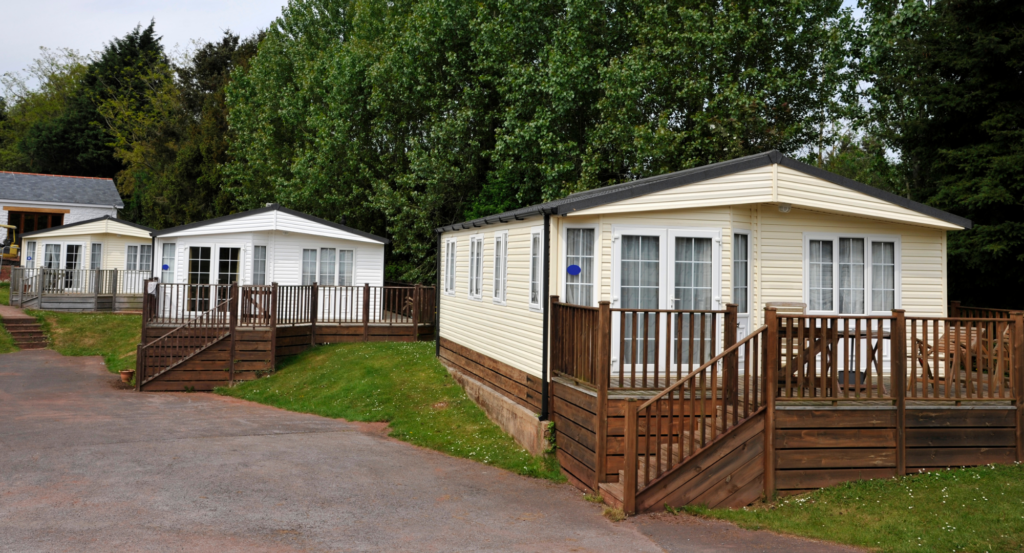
top-left (27, 309), bottom-right (141, 373)
top-left (218, 341), bottom-right (564, 482)
top-left (0, 283), bottom-right (17, 353)
top-left (685, 463), bottom-right (1024, 553)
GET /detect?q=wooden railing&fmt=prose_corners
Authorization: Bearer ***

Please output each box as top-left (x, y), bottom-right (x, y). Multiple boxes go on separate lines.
top-left (550, 297), bottom-right (730, 391)
top-left (137, 283), bottom-right (235, 386)
top-left (11, 268), bottom-right (153, 298)
top-left (149, 283), bottom-right (233, 325)
top-left (950, 301), bottom-right (1012, 320)
top-left (907, 316), bottom-right (1018, 401)
top-left (239, 284), bottom-right (275, 327)
top-left (276, 284), bottom-right (314, 326)
top-left (620, 325), bottom-right (768, 511)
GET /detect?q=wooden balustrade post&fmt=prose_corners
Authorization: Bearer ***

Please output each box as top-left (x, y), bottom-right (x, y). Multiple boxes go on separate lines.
top-left (595, 301), bottom-right (611, 484)
top-left (310, 281), bottom-right (318, 346)
top-left (270, 283), bottom-right (279, 370)
top-left (135, 343), bottom-right (144, 391)
top-left (764, 306), bottom-right (779, 501)
top-left (893, 309), bottom-right (907, 476)
top-left (412, 284), bottom-right (422, 342)
top-left (724, 304), bottom-right (738, 413)
top-left (1013, 311), bottom-right (1024, 462)
top-left (229, 282), bottom-right (238, 385)
top-left (623, 398), bottom-right (638, 515)
top-left (950, 300), bottom-right (961, 318)
top-left (362, 282), bottom-right (370, 342)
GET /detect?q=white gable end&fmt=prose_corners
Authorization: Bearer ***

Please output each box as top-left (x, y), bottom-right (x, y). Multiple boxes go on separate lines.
top-left (158, 209), bottom-right (384, 243)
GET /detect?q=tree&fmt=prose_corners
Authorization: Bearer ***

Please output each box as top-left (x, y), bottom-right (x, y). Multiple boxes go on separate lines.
top-left (860, 0), bottom-right (1024, 307)
top-left (227, 0), bottom-right (857, 282)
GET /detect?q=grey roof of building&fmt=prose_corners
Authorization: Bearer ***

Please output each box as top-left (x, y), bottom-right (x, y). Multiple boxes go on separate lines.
top-left (152, 204), bottom-right (390, 244)
top-left (0, 172), bottom-right (124, 208)
top-left (436, 150), bottom-right (972, 232)
top-left (20, 215), bottom-right (154, 238)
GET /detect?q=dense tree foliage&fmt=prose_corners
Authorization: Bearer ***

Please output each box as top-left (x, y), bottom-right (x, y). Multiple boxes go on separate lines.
top-left (860, 0), bottom-right (1024, 306)
top-left (227, 0), bottom-right (857, 281)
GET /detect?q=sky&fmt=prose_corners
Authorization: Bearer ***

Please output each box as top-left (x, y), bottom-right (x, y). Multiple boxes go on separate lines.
top-left (1, 0), bottom-right (289, 79)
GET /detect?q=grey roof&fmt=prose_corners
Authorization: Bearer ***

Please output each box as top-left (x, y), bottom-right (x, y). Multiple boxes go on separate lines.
top-left (20, 215), bottom-right (154, 238)
top-left (437, 150), bottom-right (972, 232)
top-left (153, 204), bottom-right (390, 244)
top-left (0, 172), bottom-right (124, 208)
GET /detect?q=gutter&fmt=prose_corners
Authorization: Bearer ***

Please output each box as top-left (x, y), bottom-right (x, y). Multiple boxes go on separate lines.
top-left (540, 213), bottom-right (551, 420)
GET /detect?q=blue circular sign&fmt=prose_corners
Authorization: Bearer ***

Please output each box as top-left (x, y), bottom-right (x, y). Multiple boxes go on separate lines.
top-left (567, 264), bottom-right (582, 276)
top-left (162, 264), bottom-right (170, 270)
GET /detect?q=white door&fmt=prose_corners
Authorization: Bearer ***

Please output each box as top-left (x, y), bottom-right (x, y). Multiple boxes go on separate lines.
top-left (63, 244), bottom-right (83, 290)
top-left (733, 232), bottom-right (752, 347)
top-left (611, 228), bottom-right (722, 384)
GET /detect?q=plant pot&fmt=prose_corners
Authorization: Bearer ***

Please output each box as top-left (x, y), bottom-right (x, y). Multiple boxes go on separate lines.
top-left (120, 370), bottom-right (135, 383)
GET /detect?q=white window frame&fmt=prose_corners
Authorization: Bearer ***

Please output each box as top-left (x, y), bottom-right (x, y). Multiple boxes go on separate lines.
top-left (319, 247), bottom-right (337, 286)
top-left (338, 249), bottom-right (354, 286)
top-left (252, 245), bottom-right (267, 285)
top-left (732, 230), bottom-right (751, 315)
top-left (24, 240), bottom-right (36, 268)
top-left (160, 242), bottom-right (176, 283)
top-left (301, 248), bottom-right (317, 285)
top-left (90, 243), bottom-right (103, 270)
top-left (529, 226), bottom-right (544, 312)
top-left (126, 243), bottom-right (153, 273)
top-left (561, 224), bottom-right (598, 307)
top-left (802, 233), bottom-right (901, 316)
top-left (467, 234), bottom-right (484, 301)
top-left (492, 230), bottom-right (508, 305)
top-left (443, 237), bottom-right (457, 295)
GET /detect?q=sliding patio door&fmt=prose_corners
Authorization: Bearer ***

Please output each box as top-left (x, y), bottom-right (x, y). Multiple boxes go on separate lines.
top-left (611, 228), bottom-right (721, 386)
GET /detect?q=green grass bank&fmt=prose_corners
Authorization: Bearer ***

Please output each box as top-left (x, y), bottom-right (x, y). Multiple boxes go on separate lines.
top-left (218, 341), bottom-right (564, 482)
top-left (27, 309), bottom-right (140, 373)
top-left (685, 463), bottom-right (1024, 553)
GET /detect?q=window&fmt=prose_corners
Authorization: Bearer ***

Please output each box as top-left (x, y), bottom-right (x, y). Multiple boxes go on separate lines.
top-left (188, 247), bottom-right (212, 311)
top-left (301, 249), bottom-right (317, 285)
top-left (529, 228), bottom-right (543, 310)
top-left (565, 228), bottom-right (595, 306)
top-left (319, 248), bottom-right (337, 285)
top-left (162, 243), bottom-right (176, 283)
top-left (24, 241), bottom-right (36, 268)
top-left (338, 250), bottom-right (354, 286)
top-left (90, 244), bottom-right (102, 270)
top-left (733, 233), bottom-right (749, 314)
top-left (805, 235), bottom-right (898, 314)
top-left (218, 248), bottom-right (240, 285)
top-left (444, 238), bottom-right (456, 295)
top-left (127, 245), bottom-right (139, 272)
top-left (252, 245), bottom-right (267, 285)
top-left (838, 238), bottom-right (865, 314)
top-left (808, 239), bottom-right (833, 311)
top-left (43, 244), bottom-right (60, 269)
top-left (140, 245), bottom-right (153, 273)
top-left (493, 231), bottom-right (508, 303)
top-left (468, 235), bottom-right (484, 299)
top-left (871, 242), bottom-right (896, 311)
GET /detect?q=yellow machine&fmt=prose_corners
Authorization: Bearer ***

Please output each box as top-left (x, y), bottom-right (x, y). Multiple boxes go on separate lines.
top-left (1, 224), bottom-right (20, 261)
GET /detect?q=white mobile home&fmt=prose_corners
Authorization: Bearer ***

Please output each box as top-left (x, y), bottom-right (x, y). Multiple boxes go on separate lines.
top-left (151, 204), bottom-right (388, 287)
top-left (435, 150), bottom-right (970, 456)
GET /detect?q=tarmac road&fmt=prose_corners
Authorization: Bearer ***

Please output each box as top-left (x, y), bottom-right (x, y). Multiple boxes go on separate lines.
top-left (0, 348), bottom-right (860, 552)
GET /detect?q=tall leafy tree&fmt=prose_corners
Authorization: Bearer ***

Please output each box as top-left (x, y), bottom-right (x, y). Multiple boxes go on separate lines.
top-left (228, 0), bottom-right (857, 282)
top-left (861, 0), bottom-right (1024, 306)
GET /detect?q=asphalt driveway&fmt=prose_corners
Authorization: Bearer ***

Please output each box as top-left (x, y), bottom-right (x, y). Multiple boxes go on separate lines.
top-left (0, 349), bottom-right (859, 552)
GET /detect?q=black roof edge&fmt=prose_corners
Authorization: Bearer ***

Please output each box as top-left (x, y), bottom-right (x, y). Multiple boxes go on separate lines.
top-left (151, 204), bottom-right (390, 244)
top-left (436, 149), bottom-right (971, 233)
top-left (20, 215), bottom-right (155, 238)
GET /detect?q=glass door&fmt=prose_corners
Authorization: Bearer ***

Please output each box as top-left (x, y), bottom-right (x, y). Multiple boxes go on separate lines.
top-left (63, 244), bottom-right (83, 290)
top-left (671, 236), bottom-right (716, 367)
top-left (188, 247), bottom-right (212, 312)
top-left (612, 232), bottom-right (664, 384)
top-left (216, 247), bottom-right (241, 305)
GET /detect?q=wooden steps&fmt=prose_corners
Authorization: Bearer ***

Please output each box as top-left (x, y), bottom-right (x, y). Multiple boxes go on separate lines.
top-left (2, 316), bottom-right (47, 349)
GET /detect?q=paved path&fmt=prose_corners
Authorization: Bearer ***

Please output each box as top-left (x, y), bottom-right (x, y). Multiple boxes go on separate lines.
top-left (0, 349), bottom-right (861, 552)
